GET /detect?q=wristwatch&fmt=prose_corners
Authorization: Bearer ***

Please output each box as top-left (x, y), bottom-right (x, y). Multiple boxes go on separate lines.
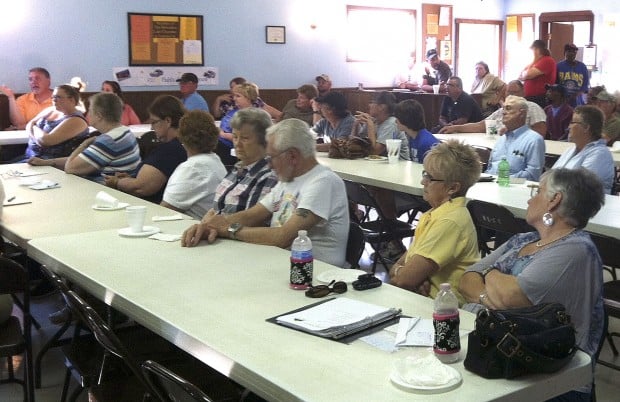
top-left (227, 223), bottom-right (242, 240)
top-left (479, 292), bottom-right (489, 305)
top-left (480, 266), bottom-right (497, 282)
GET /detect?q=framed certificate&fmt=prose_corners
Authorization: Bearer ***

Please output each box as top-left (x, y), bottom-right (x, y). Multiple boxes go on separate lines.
top-left (266, 26), bottom-right (286, 44)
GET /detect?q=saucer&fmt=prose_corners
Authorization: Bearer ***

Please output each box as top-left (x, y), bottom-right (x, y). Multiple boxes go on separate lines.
top-left (118, 226), bottom-right (160, 237)
top-left (92, 202), bottom-right (129, 211)
top-left (364, 155), bottom-right (387, 161)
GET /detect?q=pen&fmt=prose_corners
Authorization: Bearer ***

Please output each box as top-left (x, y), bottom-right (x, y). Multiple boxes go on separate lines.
top-left (7, 196), bottom-right (15, 202)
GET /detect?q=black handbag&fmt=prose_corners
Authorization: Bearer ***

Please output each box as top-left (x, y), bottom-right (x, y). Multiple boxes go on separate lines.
top-left (464, 302), bottom-right (577, 379)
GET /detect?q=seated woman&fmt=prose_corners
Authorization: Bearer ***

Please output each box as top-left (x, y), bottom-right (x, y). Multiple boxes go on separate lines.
top-left (29, 92), bottom-right (141, 182)
top-left (389, 140), bottom-right (481, 303)
top-left (99, 80), bottom-right (141, 125)
top-left (161, 110), bottom-right (227, 220)
top-left (552, 105), bottom-right (615, 194)
top-left (104, 95), bottom-right (187, 203)
top-left (459, 168), bottom-right (605, 401)
top-left (218, 82), bottom-right (262, 168)
top-left (311, 91), bottom-right (355, 152)
top-left (212, 107), bottom-right (277, 215)
top-left (19, 84), bottom-right (90, 161)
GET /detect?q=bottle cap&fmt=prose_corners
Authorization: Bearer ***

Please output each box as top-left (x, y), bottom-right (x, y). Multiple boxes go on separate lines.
top-left (439, 283), bottom-right (451, 291)
top-left (298, 230), bottom-right (307, 236)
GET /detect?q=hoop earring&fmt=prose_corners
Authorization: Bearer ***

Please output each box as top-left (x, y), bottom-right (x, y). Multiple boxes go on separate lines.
top-left (542, 212), bottom-right (554, 227)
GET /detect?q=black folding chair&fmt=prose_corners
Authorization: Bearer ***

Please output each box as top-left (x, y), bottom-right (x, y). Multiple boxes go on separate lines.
top-left (344, 180), bottom-right (415, 273)
top-left (142, 360), bottom-right (214, 402)
top-left (345, 222), bottom-right (365, 269)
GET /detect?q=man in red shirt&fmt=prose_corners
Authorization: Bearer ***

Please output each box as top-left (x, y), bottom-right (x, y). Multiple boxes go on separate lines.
top-left (520, 40), bottom-right (556, 108)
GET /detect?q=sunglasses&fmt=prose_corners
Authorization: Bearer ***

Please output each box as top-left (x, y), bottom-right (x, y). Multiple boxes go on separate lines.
top-left (305, 280), bottom-right (347, 298)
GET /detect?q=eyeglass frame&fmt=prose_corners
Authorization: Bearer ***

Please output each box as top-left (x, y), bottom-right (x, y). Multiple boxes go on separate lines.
top-left (421, 170), bottom-right (445, 182)
top-left (305, 280), bottom-right (348, 298)
top-left (528, 184), bottom-right (541, 198)
top-left (265, 148), bottom-right (293, 165)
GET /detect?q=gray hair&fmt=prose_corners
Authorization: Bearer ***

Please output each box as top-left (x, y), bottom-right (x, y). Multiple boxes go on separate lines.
top-left (89, 92), bottom-right (122, 123)
top-left (541, 168), bottom-right (605, 228)
top-left (230, 108), bottom-right (272, 147)
top-left (266, 118), bottom-right (316, 158)
top-left (504, 95), bottom-right (528, 112)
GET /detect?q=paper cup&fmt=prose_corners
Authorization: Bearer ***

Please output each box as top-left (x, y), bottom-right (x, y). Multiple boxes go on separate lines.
top-left (432, 84), bottom-right (440, 94)
top-left (125, 206), bottom-right (147, 233)
top-left (95, 191), bottom-right (119, 208)
top-left (386, 139), bottom-right (401, 164)
top-left (484, 119), bottom-right (499, 137)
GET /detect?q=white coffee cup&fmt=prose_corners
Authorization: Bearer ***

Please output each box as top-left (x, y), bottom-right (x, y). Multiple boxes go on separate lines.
top-left (385, 139), bottom-right (401, 164)
top-left (95, 191), bottom-right (119, 208)
top-left (125, 206), bottom-right (147, 233)
top-left (432, 84), bottom-right (440, 94)
top-left (484, 119), bottom-right (499, 137)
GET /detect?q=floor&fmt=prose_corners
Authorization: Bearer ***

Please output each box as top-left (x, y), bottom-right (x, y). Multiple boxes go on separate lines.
top-left (2, 250), bottom-right (619, 402)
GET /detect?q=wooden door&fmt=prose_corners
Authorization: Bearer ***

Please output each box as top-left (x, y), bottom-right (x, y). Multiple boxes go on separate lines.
top-left (549, 22), bottom-right (574, 62)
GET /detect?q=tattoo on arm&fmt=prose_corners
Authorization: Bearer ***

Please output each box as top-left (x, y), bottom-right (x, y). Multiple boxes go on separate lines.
top-left (295, 208), bottom-right (311, 219)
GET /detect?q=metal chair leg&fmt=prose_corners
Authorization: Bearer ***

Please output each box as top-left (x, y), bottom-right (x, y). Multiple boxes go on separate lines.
top-left (35, 318), bottom-right (73, 387)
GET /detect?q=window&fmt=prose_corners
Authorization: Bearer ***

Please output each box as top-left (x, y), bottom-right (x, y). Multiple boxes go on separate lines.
top-left (346, 6), bottom-right (415, 62)
top-left (455, 19), bottom-right (504, 90)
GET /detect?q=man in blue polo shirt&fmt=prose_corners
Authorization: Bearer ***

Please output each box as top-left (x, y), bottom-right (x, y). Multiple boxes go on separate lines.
top-left (177, 73), bottom-right (210, 112)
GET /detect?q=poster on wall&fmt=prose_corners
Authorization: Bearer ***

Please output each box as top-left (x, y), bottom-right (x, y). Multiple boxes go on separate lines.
top-left (128, 12), bottom-right (204, 66)
top-left (112, 66), bottom-right (218, 87)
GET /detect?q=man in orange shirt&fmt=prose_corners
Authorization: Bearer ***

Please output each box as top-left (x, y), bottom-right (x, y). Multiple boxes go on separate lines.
top-left (0, 67), bottom-right (53, 129)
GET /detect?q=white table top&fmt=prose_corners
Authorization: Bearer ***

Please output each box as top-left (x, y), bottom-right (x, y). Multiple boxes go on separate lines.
top-left (317, 154), bottom-right (620, 239)
top-left (435, 133), bottom-right (620, 166)
top-left (0, 164), bottom-right (189, 248)
top-left (26, 227), bottom-right (592, 402)
top-left (0, 124), bottom-right (153, 146)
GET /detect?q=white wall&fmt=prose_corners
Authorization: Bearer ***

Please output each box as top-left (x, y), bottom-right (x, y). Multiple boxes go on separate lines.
top-left (0, 0), bottom-right (504, 93)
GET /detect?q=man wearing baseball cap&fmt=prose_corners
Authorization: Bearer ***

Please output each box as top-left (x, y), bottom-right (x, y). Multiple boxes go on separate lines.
top-left (422, 48), bottom-right (452, 93)
top-left (315, 74), bottom-right (332, 97)
top-left (177, 72), bottom-right (209, 112)
top-left (556, 43), bottom-right (590, 107)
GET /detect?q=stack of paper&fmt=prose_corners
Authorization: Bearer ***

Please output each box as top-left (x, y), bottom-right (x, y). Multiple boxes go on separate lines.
top-left (275, 297), bottom-right (401, 340)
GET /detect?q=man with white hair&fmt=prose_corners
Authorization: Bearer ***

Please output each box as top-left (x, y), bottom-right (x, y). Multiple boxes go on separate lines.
top-left (182, 118), bottom-right (349, 267)
top-left (486, 95), bottom-right (545, 181)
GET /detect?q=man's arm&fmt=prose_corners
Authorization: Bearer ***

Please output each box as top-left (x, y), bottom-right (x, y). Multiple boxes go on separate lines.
top-left (439, 121), bottom-right (485, 133)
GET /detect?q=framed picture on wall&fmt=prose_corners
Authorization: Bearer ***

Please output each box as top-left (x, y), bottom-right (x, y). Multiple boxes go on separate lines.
top-left (266, 26), bottom-right (286, 44)
top-left (128, 12), bottom-right (204, 66)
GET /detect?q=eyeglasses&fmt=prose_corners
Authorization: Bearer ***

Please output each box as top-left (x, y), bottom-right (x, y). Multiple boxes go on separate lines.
top-left (528, 184), bottom-right (541, 198)
top-left (305, 280), bottom-right (347, 298)
top-left (421, 170), bottom-right (445, 182)
top-left (266, 148), bottom-right (291, 165)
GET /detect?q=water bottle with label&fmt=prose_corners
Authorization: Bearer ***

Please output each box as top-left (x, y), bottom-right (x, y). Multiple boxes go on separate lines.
top-left (497, 156), bottom-right (511, 187)
top-left (433, 283), bottom-right (460, 363)
top-left (290, 230), bottom-right (313, 290)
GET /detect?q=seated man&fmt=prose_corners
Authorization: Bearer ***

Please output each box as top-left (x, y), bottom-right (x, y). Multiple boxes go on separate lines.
top-left (277, 84), bottom-right (318, 126)
top-left (440, 80), bottom-right (547, 136)
top-left (0, 67), bottom-right (53, 129)
top-left (182, 118), bottom-right (349, 267)
top-left (543, 84), bottom-right (572, 140)
top-left (592, 89), bottom-right (620, 145)
top-left (28, 92), bottom-right (141, 182)
top-left (421, 49), bottom-right (452, 93)
top-left (433, 76), bottom-right (483, 133)
top-left (486, 95), bottom-right (545, 181)
top-left (177, 73), bottom-right (209, 112)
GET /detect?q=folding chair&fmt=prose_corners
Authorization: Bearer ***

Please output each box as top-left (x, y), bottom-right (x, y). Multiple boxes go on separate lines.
top-left (345, 222), bottom-right (365, 269)
top-left (343, 180), bottom-right (415, 273)
top-left (0, 256), bottom-right (35, 402)
top-left (466, 199), bottom-right (534, 257)
top-left (142, 360), bottom-right (214, 402)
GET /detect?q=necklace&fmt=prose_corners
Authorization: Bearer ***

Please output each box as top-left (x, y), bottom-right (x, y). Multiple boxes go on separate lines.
top-left (535, 228), bottom-right (577, 248)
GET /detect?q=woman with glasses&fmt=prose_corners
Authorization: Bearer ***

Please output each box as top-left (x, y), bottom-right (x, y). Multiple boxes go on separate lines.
top-left (104, 95), bottom-right (187, 203)
top-left (19, 84), bottom-right (89, 161)
top-left (389, 140), bottom-right (480, 304)
top-left (551, 105), bottom-right (615, 194)
top-left (459, 168), bottom-right (605, 401)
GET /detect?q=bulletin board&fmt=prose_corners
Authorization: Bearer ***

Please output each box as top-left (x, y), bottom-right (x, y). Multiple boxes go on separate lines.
top-left (128, 12), bottom-right (204, 66)
top-left (422, 4), bottom-right (453, 64)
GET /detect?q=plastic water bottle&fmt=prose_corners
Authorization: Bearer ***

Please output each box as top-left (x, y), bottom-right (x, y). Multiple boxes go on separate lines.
top-left (290, 230), bottom-right (313, 290)
top-left (497, 156), bottom-right (510, 187)
top-left (433, 283), bottom-right (460, 363)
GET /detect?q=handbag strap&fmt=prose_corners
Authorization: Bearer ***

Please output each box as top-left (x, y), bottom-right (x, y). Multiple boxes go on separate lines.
top-left (493, 328), bottom-right (577, 373)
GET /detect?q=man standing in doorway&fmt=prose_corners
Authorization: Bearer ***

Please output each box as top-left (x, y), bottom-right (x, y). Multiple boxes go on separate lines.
top-left (556, 43), bottom-right (590, 107)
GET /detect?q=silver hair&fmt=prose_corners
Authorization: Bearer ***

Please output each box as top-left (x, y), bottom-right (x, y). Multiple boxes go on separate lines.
top-left (541, 168), bottom-right (605, 228)
top-left (266, 118), bottom-right (316, 158)
top-left (504, 95), bottom-right (528, 112)
top-left (230, 108), bottom-right (272, 147)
